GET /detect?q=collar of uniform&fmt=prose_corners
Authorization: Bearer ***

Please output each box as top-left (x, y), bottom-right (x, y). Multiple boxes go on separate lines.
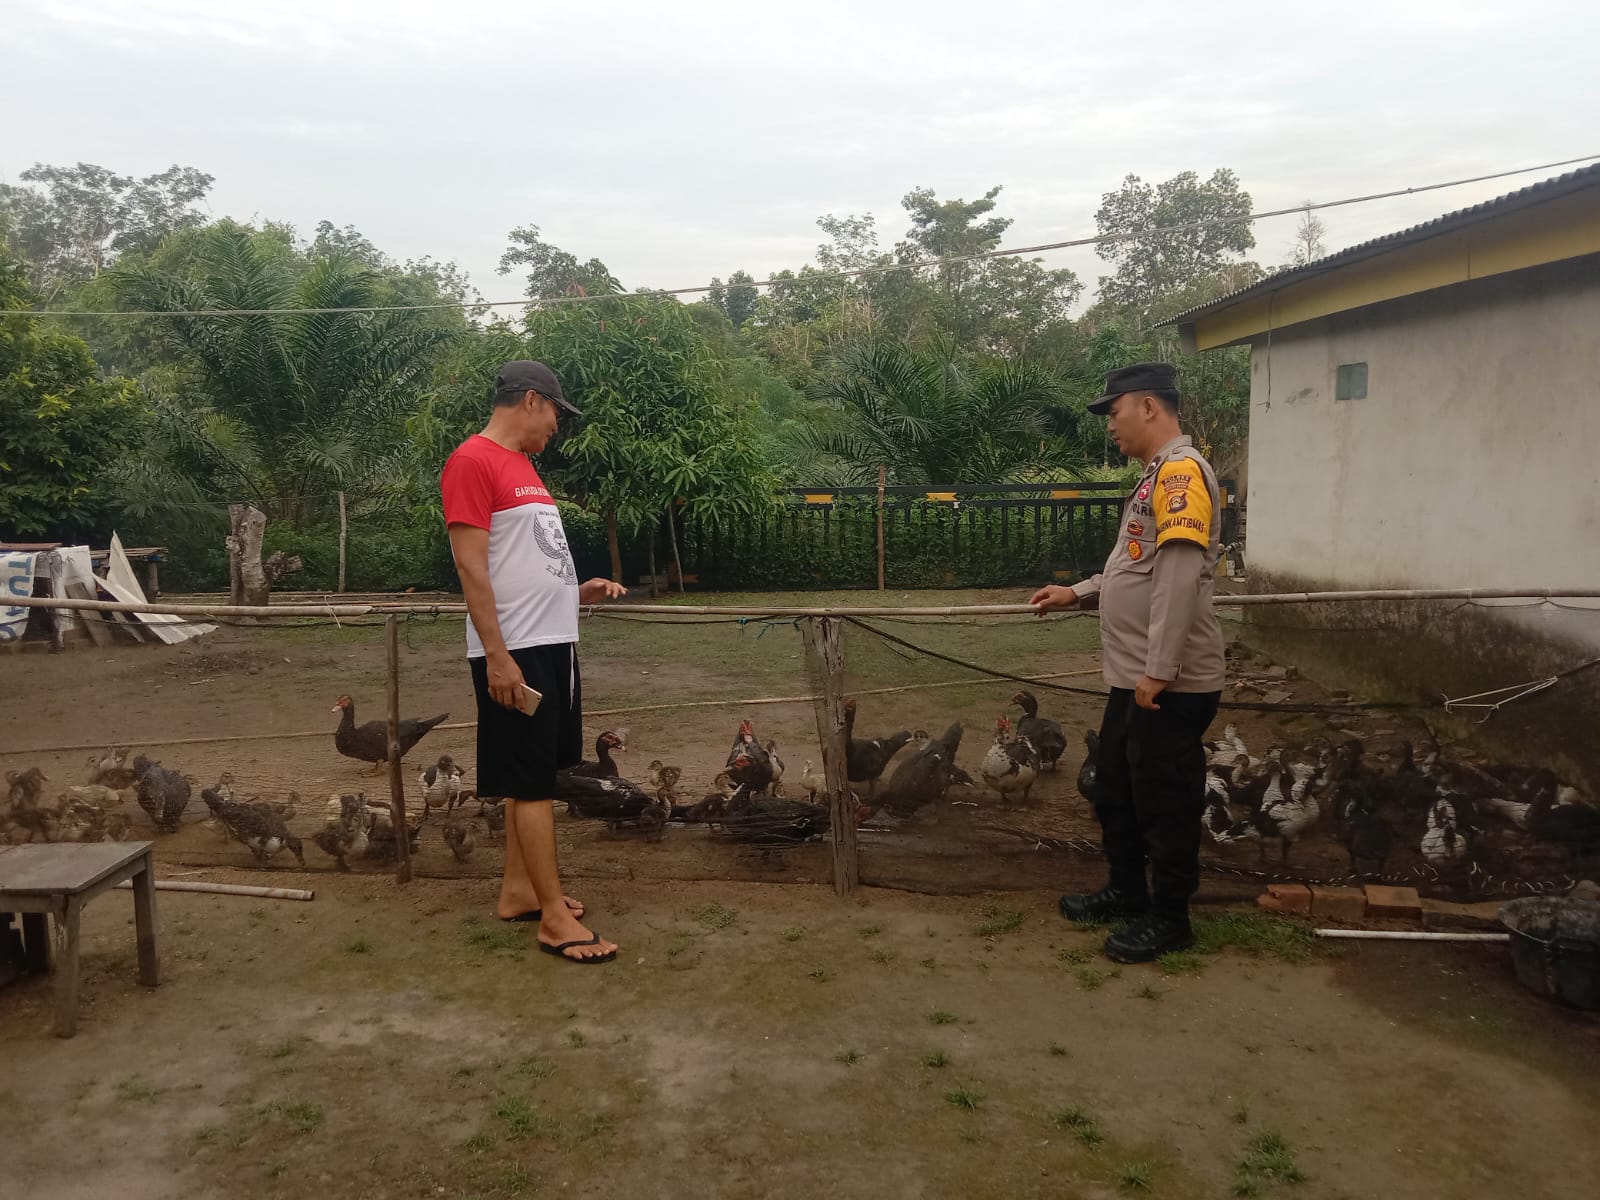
top-left (1149, 434), bottom-right (1193, 463)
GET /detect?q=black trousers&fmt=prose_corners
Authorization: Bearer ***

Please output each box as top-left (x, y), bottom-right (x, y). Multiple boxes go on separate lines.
top-left (1093, 687), bottom-right (1221, 921)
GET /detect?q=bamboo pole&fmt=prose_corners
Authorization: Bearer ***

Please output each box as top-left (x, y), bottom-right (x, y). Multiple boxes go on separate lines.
top-left (876, 464), bottom-right (886, 592)
top-left (1314, 929), bottom-right (1509, 942)
top-left (114, 879), bottom-right (314, 901)
top-left (804, 616), bottom-right (858, 896)
top-left (386, 614), bottom-right (411, 885)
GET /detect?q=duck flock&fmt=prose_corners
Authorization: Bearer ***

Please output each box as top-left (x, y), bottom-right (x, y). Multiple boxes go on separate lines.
top-left (4, 686), bottom-right (1596, 889)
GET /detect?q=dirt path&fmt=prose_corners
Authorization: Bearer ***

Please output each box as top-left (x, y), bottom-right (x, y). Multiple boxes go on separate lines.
top-left (3, 873), bottom-right (1597, 1200)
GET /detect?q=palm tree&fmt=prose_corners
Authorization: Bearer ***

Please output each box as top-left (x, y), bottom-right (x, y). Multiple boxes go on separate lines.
top-left (794, 337), bottom-right (1084, 484)
top-left (110, 223), bottom-right (455, 530)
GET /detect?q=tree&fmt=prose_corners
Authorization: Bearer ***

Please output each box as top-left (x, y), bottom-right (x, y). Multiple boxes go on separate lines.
top-left (0, 251), bottom-right (143, 539)
top-left (1288, 203), bottom-right (1328, 266)
top-left (108, 222), bottom-right (456, 530)
top-left (794, 337), bottom-right (1082, 485)
top-left (498, 225), bottom-right (623, 299)
top-left (524, 295), bottom-right (775, 579)
top-left (723, 269), bottom-right (759, 329)
top-left (1094, 169), bottom-right (1256, 321)
top-left (0, 162), bottom-right (213, 299)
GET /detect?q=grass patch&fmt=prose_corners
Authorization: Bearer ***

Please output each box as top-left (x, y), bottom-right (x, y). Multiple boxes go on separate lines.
top-left (1116, 1159), bottom-right (1154, 1191)
top-left (1233, 1129), bottom-right (1307, 1194)
top-left (1136, 983), bottom-right (1163, 1001)
top-left (344, 935), bottom-right (374, 955)
top-left (944, 1084), bottom-right (984, 1111)
top-left (114, 1077), bottom-right (164, 1103)
top-left (927, 1009), bottom-right (959, 1025)
top-left (1074, 966), bottom-right (1117, 991)
top-left (1058, 946), bottom-right (1094, 965)
top-left (834, 1048), bottom-right (863, 1066)
top-left (566, 1112), bottom-right (617, 1144)
top-left (565, 1031), bottom-right (586, 1049)
top-left (691, 902), bottom-right (738, 930)
top-left (1048, 1042), bottom-right (1070, 1057)
top-left (263, 1156), bottom-right (288, 1180)
top-left (510, 1056), bottom-right (555, 1081)
top-left (808, 967), bottom-right (830, 982)
top-left (500, 1163), bottom-right (533, 1195)
top-left (193, 1123), bottom-right (223, 1146)
top-left (870, 947), bottom-right (896, 965)
top-left (1193, 912), bottom-right (1316, 963)
top-left (1158, 950), bottom-right (1206, 975)
top-left (1049, 1106), bottom-right (1104, 1147)
top-left (264, 1037), bottom-right (304, 1060)
top-left (781, 925), bottom-right (806, 942)
top-left (919, 1049), bottom-right (951, 1068)
top-left (858, 923), bottom-right (883, 938)
top-left (462, 919), bottom-right (522, 954)
top-left (975, 906), bottom-right (1025, 938)
top-left (459, 1131), bottom-right (494, 1155)
top-left (495, 1094), bottom-right (541, 1139)
top-left (258, 1100), bottom-right (324, 1133)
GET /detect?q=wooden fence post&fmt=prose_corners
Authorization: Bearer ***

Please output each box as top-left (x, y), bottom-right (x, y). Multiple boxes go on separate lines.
top-left (804, 616), bottom-right (858, 895)
top-left (386, 614), bottom-right (412, 884)
top-left (875, 464), bottom-right (886, 592)
top-left (337, 491), bottom-right (347, 594)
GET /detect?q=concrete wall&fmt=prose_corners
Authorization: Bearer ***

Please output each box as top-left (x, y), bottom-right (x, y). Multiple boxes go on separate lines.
top-left (1245, 253), bottom-right (1600, 604)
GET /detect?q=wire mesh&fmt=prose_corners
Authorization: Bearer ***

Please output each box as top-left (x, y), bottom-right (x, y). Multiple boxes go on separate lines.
top-left (1, 594), bottom-right (1592, 899)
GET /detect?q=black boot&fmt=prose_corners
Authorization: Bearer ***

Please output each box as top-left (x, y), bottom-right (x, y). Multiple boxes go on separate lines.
top-left (1058, 884), bottom-right (1149, 924)
top-left (1103, 914), bottom-right (1194, 964)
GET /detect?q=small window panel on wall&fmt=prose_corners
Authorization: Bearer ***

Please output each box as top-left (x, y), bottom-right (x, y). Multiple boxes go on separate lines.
top-left (1336, 362), bottom-right (1368, 401)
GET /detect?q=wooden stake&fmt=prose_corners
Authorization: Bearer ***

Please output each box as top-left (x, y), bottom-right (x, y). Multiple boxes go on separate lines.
top-left (337, 491), bottom-right (347, 594)
top-left (876, 464), bottom-right (886, 592)
top-left (386, 614), bottom-right (412, 884)
top-left (804, 616), bottom-right (858, 895)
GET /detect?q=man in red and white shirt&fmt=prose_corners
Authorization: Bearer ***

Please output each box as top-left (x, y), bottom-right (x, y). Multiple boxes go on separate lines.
top-left (442, 360), bottom-right (625, 964)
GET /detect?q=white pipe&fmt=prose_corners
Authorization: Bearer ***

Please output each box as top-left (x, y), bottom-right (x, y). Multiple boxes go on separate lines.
top-left (114, 879), bottom-right (314, 901)
top-left (1315, 929), bottom-right (1508, 942)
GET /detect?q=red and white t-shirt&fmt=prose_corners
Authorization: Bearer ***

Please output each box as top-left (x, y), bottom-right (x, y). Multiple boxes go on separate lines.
top-left (441, 435), bottom-right (579, 658)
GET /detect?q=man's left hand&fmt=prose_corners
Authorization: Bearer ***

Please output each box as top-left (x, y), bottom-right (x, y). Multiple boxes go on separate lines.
top-left (579, 578), bottom-right (628, 605)
top-left (1134, 676), bottom-right (1170, 711)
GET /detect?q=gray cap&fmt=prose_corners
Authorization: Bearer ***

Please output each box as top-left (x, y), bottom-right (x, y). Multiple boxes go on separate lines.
top-left (494, 360), bottom-right (582, 416)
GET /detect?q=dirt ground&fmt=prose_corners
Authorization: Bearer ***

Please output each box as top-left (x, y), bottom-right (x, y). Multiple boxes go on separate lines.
top-left (3, 874), bottom-right (1598, 1200)
top-left (4, 591), bottom-right (1600, 1197)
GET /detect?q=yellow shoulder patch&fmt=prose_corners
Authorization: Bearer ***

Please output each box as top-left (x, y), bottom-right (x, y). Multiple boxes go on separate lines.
top-left (1154, 458), bottom-right (1211, 548)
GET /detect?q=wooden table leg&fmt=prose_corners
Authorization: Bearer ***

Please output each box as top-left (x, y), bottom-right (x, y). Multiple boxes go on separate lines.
top-left (55, 896), bottom-right (82, 1038)
top-left (21, 912), bottom-right (50, 974)
top-left (132, 855), bottom-right (160, 988)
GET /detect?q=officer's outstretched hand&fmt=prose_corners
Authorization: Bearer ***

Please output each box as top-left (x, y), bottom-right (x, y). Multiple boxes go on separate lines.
top-left (1030, 585), bottom-right (1078, 615)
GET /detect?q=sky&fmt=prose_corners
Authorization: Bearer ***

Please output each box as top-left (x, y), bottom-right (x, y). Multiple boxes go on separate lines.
top-left (6, 0), bottom-right (1599, 307)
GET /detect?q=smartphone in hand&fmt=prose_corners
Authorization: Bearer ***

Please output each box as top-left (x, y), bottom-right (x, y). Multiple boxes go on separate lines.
top-left (518, 684), bottom-right (543, 716)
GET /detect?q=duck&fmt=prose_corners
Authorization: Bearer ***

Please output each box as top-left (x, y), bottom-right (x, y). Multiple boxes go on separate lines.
top-left (654, 765), bottom-right (683, 808)
top-left (764, 740), bottom-right (786, 796)
top-left (420, 755), bottom-right (465, 815)
top-left (313, 795), bottom-right (373, 872)
top-left (1076, 730), bottom-right (1099, 804)
top-left (1202, 768), bottom-right (1245, 845)
top-left (1205, 724), bottom-right (1254, 770)
top-left (1420, 797), bottom-right (1470, 868)
top-left (842, 699), bottom-right (913, 800)
top-left (1523, 780), bottom-right (1600, 862)
top-left (795, 760), bottom-right (827, 802)
top-left (131, 756), bottom-right (192, 832)
top-left (1244, 762), bottom-right (1320, 862)
top-left (979, 717), bottom-right (1040, 804)
top-left (443, 819), bottom-right (476, 862)
top-left (332, 695), bottom-right (448, 770)
top-left (880, 722), bottom-right (965, 819)
top-left (724, 721), bottom-right (777, 795)
top-left (1011, 691), bottom-right (1068, 773)
top-left (566, 731), bottom-right (626, 780)
top-left (201, 785), bottom-right (305, 867)
top-left (672, 772), bottom-right (742, 828)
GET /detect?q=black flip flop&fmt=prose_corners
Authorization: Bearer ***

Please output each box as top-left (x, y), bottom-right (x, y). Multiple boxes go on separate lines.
top-left (539, 934), bottom-right (616, 964)
top-left (500, 899), bottom-right (587, 923)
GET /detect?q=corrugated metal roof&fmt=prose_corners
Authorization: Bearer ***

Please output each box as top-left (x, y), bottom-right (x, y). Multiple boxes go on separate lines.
top-left (1165, 162), bottom-right (1600, 327)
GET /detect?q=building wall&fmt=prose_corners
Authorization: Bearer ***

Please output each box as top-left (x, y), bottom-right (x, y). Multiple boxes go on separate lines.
top-left (1245, 254), bottom-right (1600, 598)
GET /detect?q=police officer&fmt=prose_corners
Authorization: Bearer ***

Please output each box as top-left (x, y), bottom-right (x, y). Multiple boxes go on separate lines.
top-left (1031, 362), bottom-right (1226, 963)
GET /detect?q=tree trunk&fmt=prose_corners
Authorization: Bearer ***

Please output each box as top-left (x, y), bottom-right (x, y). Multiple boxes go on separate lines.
top-left (226, 503), bottom-right (302, 610)
top-left (605, 509), bottom-right (622, 582)
top-left (665, 505), bottom-right (685, 594)
top-left (646, 522), bottom-right (658, 599)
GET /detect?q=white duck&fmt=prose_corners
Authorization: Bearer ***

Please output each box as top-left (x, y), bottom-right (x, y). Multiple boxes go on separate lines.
top-left (419, 755), bottom-right (464, 815)
top-left (980, 717), bottom-right (1040, 804)
top-left (1421, 797), bottom-right (1470, 867)
top-left (1246, 762), bottom-right (1319, 861)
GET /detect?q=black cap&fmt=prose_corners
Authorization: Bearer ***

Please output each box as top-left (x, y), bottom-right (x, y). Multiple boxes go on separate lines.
top-left (1087, 362), bottom-right (1179, 415)
top-left (493, 360), bottom-right (582, 416)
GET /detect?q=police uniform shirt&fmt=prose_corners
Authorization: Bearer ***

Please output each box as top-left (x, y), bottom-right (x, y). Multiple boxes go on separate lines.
top-left (1071, 435), bottom-right (1226, 692)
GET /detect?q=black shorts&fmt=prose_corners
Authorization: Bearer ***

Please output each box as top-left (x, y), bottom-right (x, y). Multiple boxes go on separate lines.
top-left (469, 642), bottom-right (583, 801)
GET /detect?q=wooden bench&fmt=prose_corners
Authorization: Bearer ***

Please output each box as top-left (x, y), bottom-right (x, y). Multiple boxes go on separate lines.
top-left (0, 842), bottom-right (160, 1037)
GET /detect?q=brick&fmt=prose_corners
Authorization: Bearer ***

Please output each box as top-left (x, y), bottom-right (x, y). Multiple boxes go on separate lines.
top-left (1364, 884), bottom-right (1422, 920)
top-left (1309, 885), bottom-right (1367, 923)
top-left (1420, 898), bottom-right (1504, 931)
top-left (1257, 883), bottom-right (1312, 916)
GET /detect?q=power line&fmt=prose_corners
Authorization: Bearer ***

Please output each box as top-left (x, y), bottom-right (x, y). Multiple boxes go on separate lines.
top-left (20, 153), bottom-right (1599, 320)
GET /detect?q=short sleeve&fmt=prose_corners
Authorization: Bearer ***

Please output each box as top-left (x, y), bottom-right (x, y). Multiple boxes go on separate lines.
top-left (441, 450), bottom-right (494, 530)
top-left (1153, 459), bottom-right (1212, 549)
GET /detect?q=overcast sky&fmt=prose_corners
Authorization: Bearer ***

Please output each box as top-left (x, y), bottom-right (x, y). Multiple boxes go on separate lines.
top-left (7, 0), bottom-right (1598, 307)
